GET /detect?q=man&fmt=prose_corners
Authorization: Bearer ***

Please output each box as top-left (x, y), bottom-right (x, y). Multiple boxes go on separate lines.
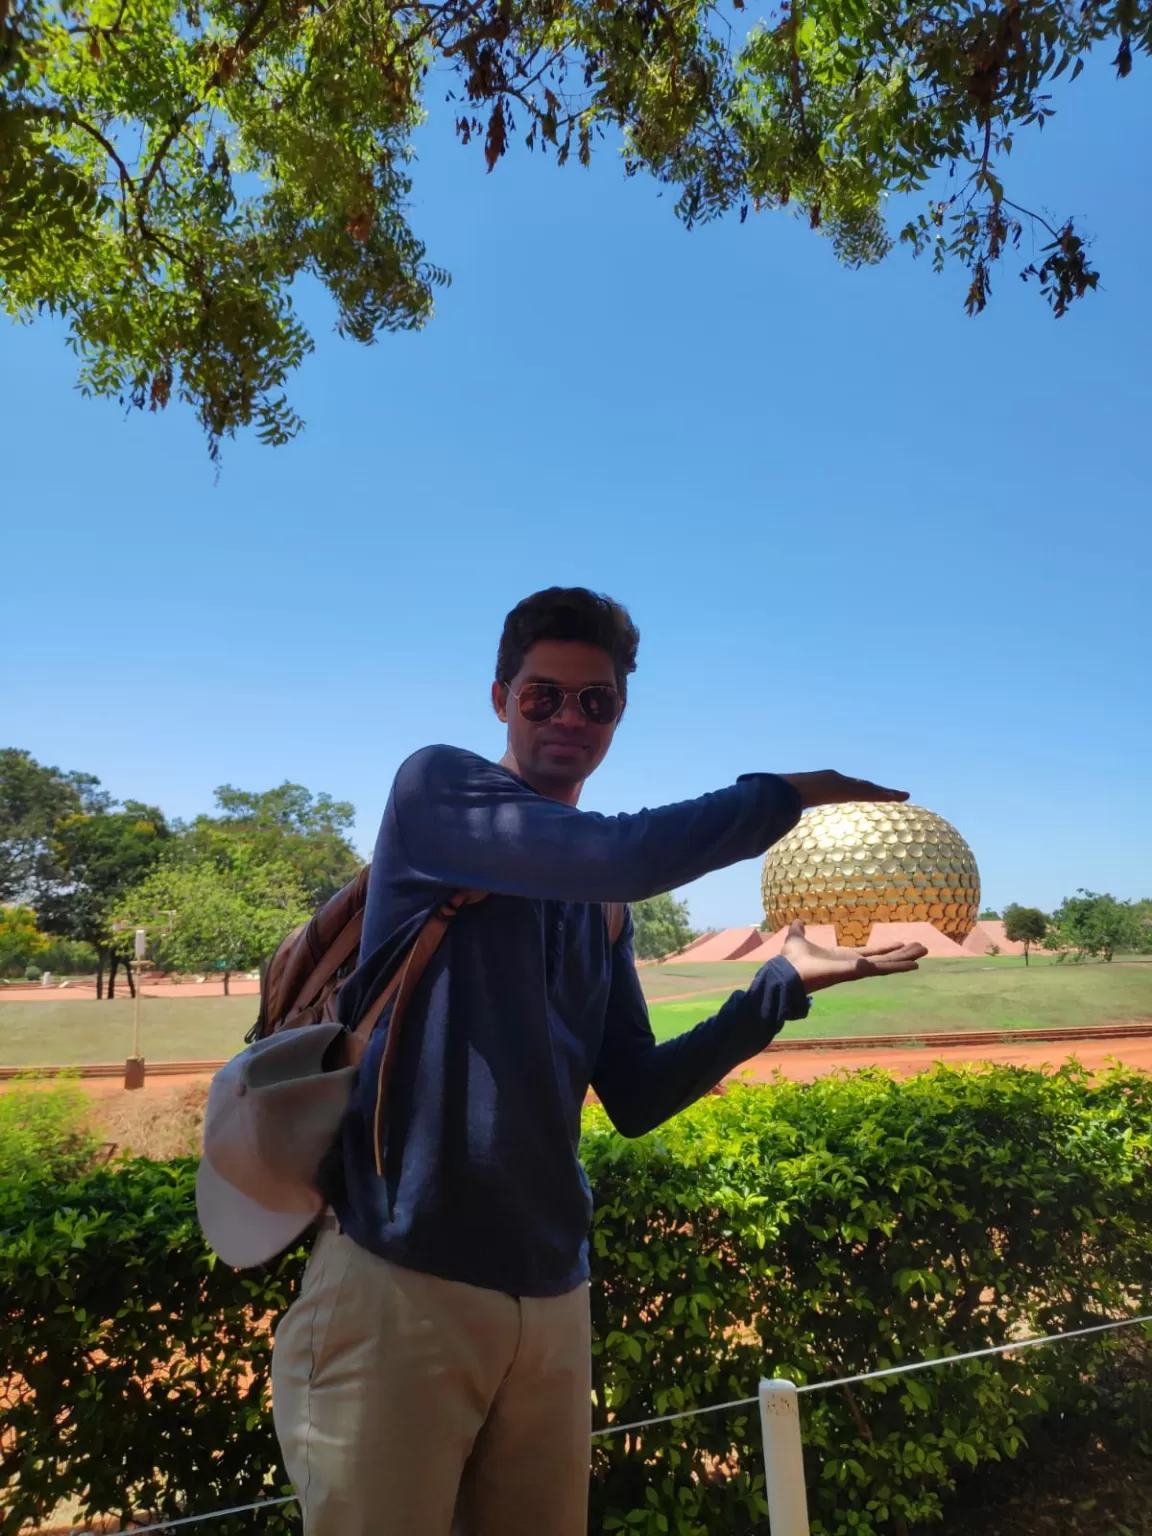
top-left (271, 586), bottom-right (926, 1536)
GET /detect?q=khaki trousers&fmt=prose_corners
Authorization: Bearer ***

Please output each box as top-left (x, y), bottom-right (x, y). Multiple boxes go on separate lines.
top-left (271, 1220), bottom-right (592, 1536)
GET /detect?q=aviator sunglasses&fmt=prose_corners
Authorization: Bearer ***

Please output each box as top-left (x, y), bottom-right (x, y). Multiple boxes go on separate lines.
top-left (505, 681), bottom-right (622, 726)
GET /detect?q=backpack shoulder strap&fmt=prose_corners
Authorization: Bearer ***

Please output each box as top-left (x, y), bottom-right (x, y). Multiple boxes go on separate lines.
top-left (350, 890), bottom-right (488, 1176)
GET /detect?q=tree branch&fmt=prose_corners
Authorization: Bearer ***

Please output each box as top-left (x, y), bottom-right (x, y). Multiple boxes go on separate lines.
top-left (67, 0), bottom-right (130, 41)
top-left (1000, 195), bottom-right (1062, 241)
top-left (62, 114), bottom-right (133, 232)
top-left (138, 0), bottom-right (281, 206)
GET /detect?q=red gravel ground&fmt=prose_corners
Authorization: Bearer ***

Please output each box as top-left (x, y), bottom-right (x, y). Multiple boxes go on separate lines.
top-left (55, 1033), bottom-right (1152, 1123)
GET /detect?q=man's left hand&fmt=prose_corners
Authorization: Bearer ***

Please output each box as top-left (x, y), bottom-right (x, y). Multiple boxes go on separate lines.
top-left (781, 920), bottom-right (928, 993)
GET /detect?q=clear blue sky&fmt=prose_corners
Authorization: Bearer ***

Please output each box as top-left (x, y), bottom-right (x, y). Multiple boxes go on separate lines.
top-left (4, 60), bottom-right (1149, 929)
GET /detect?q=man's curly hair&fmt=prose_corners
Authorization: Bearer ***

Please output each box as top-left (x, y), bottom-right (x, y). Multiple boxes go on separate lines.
top-left (495, 587), bottom-right (640, 698)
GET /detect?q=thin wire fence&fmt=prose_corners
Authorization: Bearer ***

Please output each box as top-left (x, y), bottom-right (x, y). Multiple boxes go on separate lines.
top-left (64, 1311), bottom-right (1152, 1534)
top-left (67, 1497), bottom-right (296, 1534)
top-left (590, 1310), bottom-right (1152, 1438)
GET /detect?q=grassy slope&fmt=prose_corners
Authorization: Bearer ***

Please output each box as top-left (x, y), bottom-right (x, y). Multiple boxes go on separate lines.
top-left (1, 956), bottom-right (1150, 1064)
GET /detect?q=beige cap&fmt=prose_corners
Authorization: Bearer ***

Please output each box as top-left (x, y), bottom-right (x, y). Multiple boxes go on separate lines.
top-left (196, 1022), bottom-right (355, 1269)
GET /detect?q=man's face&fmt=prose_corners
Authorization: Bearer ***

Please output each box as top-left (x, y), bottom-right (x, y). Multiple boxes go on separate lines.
top-left (493, 640), bottom-right (623, 790)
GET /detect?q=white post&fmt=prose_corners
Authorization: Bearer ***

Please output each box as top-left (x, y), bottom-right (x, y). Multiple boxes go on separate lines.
top-left (758, 1380), bottom-right (810, 1536)
top-left (125, 927), bottom-right (148, 1090)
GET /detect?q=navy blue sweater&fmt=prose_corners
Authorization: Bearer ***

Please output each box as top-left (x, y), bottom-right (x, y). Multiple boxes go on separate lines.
top-left (332, 746), bottom-right (810, 1297)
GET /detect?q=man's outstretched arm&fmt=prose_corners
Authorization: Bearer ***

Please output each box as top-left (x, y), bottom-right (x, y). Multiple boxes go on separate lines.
top-left (592, 917), bottom-right (928, 1139)
top-left (392, 746), bottom-right (909, 907)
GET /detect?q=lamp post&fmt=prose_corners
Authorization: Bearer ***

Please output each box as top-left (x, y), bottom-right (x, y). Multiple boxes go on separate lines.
top-left (124, 926), bottom-right (148, 1090)
top-left (112, 911), bottom-right (173, 1090)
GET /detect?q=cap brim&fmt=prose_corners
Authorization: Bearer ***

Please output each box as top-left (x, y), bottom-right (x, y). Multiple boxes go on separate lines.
top-left (196, 1154), bottom-right (322, 1270)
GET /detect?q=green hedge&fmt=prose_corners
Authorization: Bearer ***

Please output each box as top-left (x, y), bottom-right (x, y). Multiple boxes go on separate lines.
top-left (584, 1065), bottom-right (1152, 1533)
top-left (2, 1064), bottom-right (1151, 1535)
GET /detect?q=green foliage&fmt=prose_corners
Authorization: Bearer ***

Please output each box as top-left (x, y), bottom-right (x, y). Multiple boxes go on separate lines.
top-left (978, 909), bottom-right (1000, 921)
top-left (34, 800), bottom-right (171, 965)
top-left (0, 1157), bottom-right (301, 1535)
top-left (110, 850), bottom-right (311, 983)
top-left (1, 0), bottom-right (1144, 454)
top-left (31, 935), bottom-right (101, 974)
top-left (0, 1076), bottom-right (98, 1183)
top-left (0, 904), bottom-right (47, 976)
top-left (0, 752), bottom-right (163, 992)
top-left (1, 754), bottom-right (360, 992)
top-left (176, 782), bottom-right (361, 906)
top-left (3, 1066), bottom-right (1151, 1534)
top-left (0, 747), bottom-right (106, 903)
top-left (584, 1067), bottom-right (1152, 1534)
top-left (1001, 904), bottom-right (1047, 965)
top-left (632, 892), bottom-right (698, 960)
top-left (1045, 889), bottom-right (1144, 963)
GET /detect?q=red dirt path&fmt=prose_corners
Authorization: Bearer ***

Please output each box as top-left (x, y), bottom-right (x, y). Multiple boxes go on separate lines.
top-left (731, 1035), bottom-right (1152, 1083)
top-left (2, 977), bottom-right (261, 1001)
top-left (56, 1034), bottom-right (1152, 1118)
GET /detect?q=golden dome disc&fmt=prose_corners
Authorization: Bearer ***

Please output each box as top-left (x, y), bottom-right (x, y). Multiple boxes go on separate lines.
top-left (761, 803), bottom-right (981, 947)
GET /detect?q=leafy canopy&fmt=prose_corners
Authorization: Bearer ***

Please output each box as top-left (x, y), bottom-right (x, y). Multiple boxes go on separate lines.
top-left (1001, 901), bottom-right (1046, 962)
top-left (109, 850), bottom-right (311, 976)
top-left (0, 904), bottom-right (49, 975)
top-left (0, 747), bottom-right (107, 902)
top-left (1045, 888), bottom-right (1145, 963)
top-left (631, 890), bottom-right (697, 960)
top-left (35, 800), bottom-right (171, 950)
top-left (175, 781), bottom-right (362, 905)
top-left (1, 0), bottom-right (1144, 454)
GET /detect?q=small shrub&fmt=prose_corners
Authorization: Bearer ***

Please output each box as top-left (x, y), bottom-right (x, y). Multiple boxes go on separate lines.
top-left (987, 943), bottom-right (1001, 956)
top-left (0, 1077), bottom-right (99, 1184)
top-left (35, 938), bottom-right (100, 976)
top-left (21, 965), bottom-right (40, 983)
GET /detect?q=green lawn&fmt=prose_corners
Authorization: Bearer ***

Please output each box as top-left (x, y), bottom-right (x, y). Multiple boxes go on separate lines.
top-left (645, 956), bottom-right (1152, 1044)
top-left (1, 955), bottom-right (1150, 1065)
top-left (0, 996), bottom-right (257, 1067)
top-left (639, 960), bottom-right (785, 1000)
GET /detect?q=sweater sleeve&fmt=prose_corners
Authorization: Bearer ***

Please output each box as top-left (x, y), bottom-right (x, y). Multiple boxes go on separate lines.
top-left (590, 916), bottom-right (810, 1137)
top-left (391, 745), bottom-right (803, 905)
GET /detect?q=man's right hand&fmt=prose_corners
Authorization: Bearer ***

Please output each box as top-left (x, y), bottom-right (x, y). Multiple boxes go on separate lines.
top-left (779, 771), bottom-right (909, 809)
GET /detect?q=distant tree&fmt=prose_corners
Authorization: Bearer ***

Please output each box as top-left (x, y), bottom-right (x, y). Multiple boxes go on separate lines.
top-left (0, 905), bottom-right (48, 977)
top-left (632, 893), bottom-right (698, 961)
top-left (176, 783), bottom-right (361, 906)
top-left (112, 851), bottom-right (310, 995)
top-left (0, 748), bottom-right (108, 902)
top-left (1046, 890), bottom-right (1142, 964)
top-left (978, 908), bottom-right (1001, 921)
top-left (35, 802), bottom-right (170, 998)
top-left (1132, 899), bottom-right (1152, 955)
top-left (1001, 904), bottom-right (1047, 966)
